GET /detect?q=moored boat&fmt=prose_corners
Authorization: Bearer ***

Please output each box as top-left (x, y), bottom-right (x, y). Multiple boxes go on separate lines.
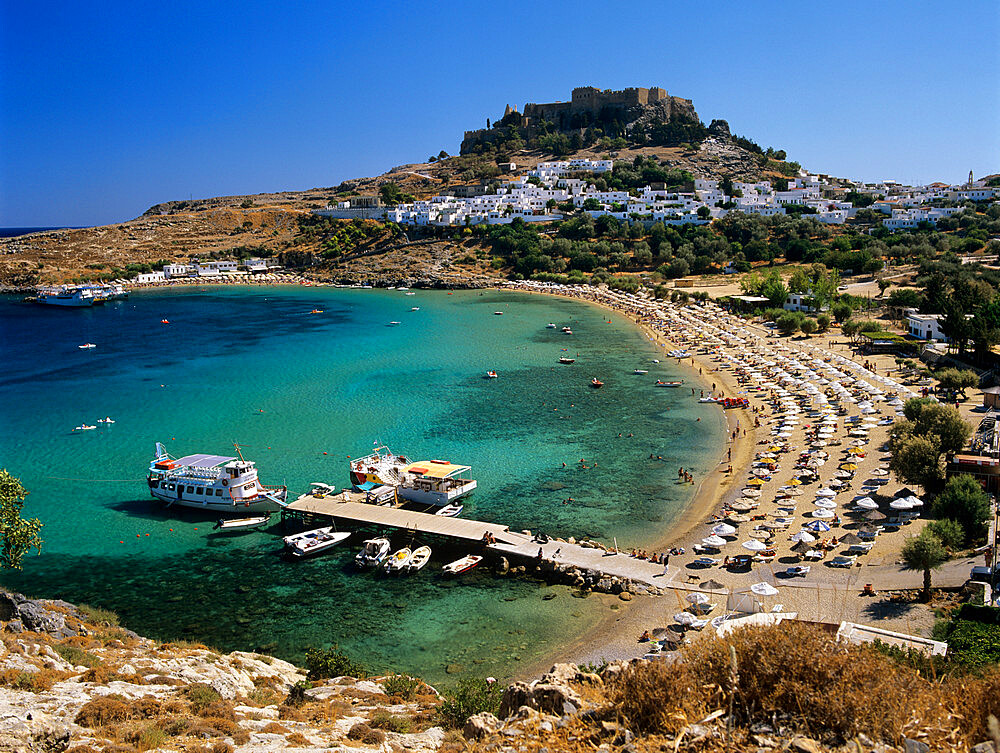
top-left (545, 323), bottom-right (557, 329)
top-left (591, 377), bottom-right (604, 388)
top-left (633, 369), bottom-right (648, 374)
top-left (214, 515), bottom-right (271, 533)
top-left (383, 547), bottom-right (413, 573)
top-left (147, 442), bottom-right (287, 513)
top-left (558, 357), bottom-right (575, 364)
top-left (74, 424), bottom-right (96, 431)
top-left (356, 537), bottom-right (391, 567)
top-left (285, 528), bottom-right (350, 558)
top-left (435, 503), bottom-right (463, 517)
top-left (350, 446), bottom-right (477, 508)
top-left (78, 343), bottom-right (97, 349)
top-left (442, 555), bottom-right (482, 575)
top-left (407, 545), bottom-right (432, 572)
top-left (655, 380), bottom-right (683, 387)
top-left (485, 370), bottom-right (498, 379)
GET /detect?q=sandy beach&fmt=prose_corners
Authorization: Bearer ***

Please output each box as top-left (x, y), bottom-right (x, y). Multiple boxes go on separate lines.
top-left (508, 281), bottom-right (957, 676)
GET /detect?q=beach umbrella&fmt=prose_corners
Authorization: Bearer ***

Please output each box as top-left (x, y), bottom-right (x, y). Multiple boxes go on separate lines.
top-left (790, 530), bottom-right (816, 542)
top-left (699, 579), bottom-right (725, 590)
top-left (872, 468), bottom-right (889, 477)
top-left (746, 478), bottom-right (765, 486)
top-left (814, 499), bottom-right (837, 509)
top-left (673, 611), bottom-right (697, 627)
top-left (839, 532), bottom-right (862, 545)
top-left (840, 463), bottom-right (858, 471)
top-left (816, 488), bottom-right (837, 497)
top-left (855, 498), bottom-right (878, 510)
top-left (742, 488), bottom-right (762, 498)
top-left (712, 523), bottom-right (737, 536)
top-left (742, 539), bottom-right (766, 551)
top-left (864, 510), bottom-right (887, 521)
top-left (702, 535), bottom-right (727, 548)
top-left (903, 495), bottom-right (924, 507)
top-left (750, 582), bottom-right (779, 597)
top-left (686, 592), bottom-right (710, 605)
top-left (731, 502), bottom-right (754, 512)
top-left (729, 514), bottom-right (751, 523)
top-left (804, 520), bottom-right (832, 532)
top-left (890, 499), bottom-right (913, 510)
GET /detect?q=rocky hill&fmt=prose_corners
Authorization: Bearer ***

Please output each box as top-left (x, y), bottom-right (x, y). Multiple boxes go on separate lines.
top-left (4, 588), bottom-right (998, 753)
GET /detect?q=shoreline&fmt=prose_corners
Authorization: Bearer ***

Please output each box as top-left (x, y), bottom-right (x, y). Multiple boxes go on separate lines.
top-left (508, 286), bottom-right (758, 679)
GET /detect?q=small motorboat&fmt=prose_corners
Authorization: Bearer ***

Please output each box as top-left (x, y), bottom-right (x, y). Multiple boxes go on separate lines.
top-left (97, 417), bottom-right (115, 424)
top-left (633, 369), bottom-right (648, 374)
top-left (655, 380), bottom-right (683, 387)
top-left (73, 424), bottom-right (96, 431)
top-left (387, 321), bottom-right (401, 326)
top-left (558, 357), bottom-right (575, 364)
top-left (591, 377), bottom-right (604, 388)
top-left (493, 311), bottom-right (504, 315)
top-left (160, 319), bottom-right (170, 324)
top-left (442, 555), bottom-right (482, 575)
top-left (383, 547), bottom-right (413, 573)
top-left (436, 503), bottom-right (464, 517)
top-left (698, 396), bottom-right (717, 403)
top-left (309, 309), bottom-right (323, 314)
top-left (407, 545), bottom-right (432, 572)
top-left (289, 530), bottom-right (350, 558)
top-left (652, 359), bottom-right (659, 363)
top-left (78, 343), bottom-right (97, 349)
top-left (485, 370), bottom-right (498, 379)
top-left (355, 537), bottom-right (391, 567)
top-left (405, 292), bottom-right (415, 296)
top-left (562, 327), bottom-right (573, 334)
top-left (214, 515), bottom-right (271, 533)
top-left (410, 307), bottom-right (420, 311)
top-left (546, 323), bottom-right (557, 329)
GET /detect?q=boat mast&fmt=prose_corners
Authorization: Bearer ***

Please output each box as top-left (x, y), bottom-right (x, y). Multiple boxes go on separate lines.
top-left (233, 441), bottom-right (246, 463)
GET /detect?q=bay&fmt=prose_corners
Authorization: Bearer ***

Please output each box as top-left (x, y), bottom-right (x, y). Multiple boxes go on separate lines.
top-left (0, 285), bottom-right (725, 682)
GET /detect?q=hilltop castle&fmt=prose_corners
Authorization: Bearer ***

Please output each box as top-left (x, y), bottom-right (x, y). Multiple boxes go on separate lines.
top-left (461, 85), bottom-right (699, 153)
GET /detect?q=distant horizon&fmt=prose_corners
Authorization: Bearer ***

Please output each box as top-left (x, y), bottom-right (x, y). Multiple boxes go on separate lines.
top-left (2, 0), bottom-right (997, 227)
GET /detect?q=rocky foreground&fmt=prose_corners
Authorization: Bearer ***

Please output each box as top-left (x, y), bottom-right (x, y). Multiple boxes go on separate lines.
top-left (2, 590), bottom-right (998, 753)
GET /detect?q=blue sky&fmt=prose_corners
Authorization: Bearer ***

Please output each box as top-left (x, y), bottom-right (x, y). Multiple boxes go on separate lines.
top-left (1, 0), bottom-right (998, 227)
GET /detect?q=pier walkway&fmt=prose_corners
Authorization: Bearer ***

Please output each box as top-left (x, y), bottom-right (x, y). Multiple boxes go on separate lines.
top-left (284, 494), bottom-right (678, 588)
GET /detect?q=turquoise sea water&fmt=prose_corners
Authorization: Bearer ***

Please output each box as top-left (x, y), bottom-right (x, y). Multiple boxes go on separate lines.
top-left (0, 286), bottom-right (725, 682)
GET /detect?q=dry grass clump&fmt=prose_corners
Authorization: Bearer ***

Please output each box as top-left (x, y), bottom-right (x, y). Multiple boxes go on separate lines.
top-left (185, 744), bottom-right (232, 753)
top-left (261, 722), bottom-right (291, 734)
top-left (347, 722), bottom-right (386, 745)
top-left (610, 623), bottom-right (1000, 747)
top-left (369, 709), bottom-right (413, 733)
top-left (81, 665), bottom-right (142, 685)
top-left (284, 732), bottom-right (310, 746)
top-left (75, 695), bottom-right (133, 728)
top-left (0, 667), bottom-right (72, 692)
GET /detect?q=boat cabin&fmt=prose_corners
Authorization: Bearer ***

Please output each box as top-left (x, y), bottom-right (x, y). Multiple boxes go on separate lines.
top-left (398, 460), bottom-right (477, 505)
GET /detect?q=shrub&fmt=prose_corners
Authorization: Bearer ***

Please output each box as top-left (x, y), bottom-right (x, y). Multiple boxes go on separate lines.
top-left (198, 699), bottom-right (236, 721)
top-left (53, 644), bottom-right (102, 669)
top-left (77, 603), bottom-right (120, 626)
top-left (126, 724), bottom-right (168, 752)
top-left (382, 673), bottom-right (423, 700)
top-left (436, 678), bottom-right (503, 728)
top-left (369, 709), bottom-right (412, 733)
top-left (75, 695), bottom-right (131, 727)
top-left (347, 723), bottom-right (386, 745)
top-left (285, 733), bottom-right (310, 746)
top-left (285, 679), bottom-right (310, 706)
top-left (185, 683), bottom-right (223, 712)
top-left (942, 619), bottom-right (1000, 669)
top-left (304, 645), bottom-right (366, 680)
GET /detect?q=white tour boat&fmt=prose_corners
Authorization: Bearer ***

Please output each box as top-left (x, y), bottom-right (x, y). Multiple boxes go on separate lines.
top-left (37, 285), bottom-right (99, 307)
top-left (74, 424), bottom-right (97, 431)
top-left (350, 446), bottom-right (477, 509)
top-left (214, 515), bottom-right (271, 533)
top-left (97, 416), bottom-right (115, 424)
top-left (285, 528), bottom-right (350, 558)
top-left (78, 343), bottom-right (97, 349)
top-left (546, 323), bottom-right (557, 329)
top-left (147, 442), bottom-right (287, 513)
top-left (355, 537), bottom-right (391, 568)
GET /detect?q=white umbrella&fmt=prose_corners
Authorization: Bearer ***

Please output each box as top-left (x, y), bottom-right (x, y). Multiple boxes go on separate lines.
top-left (790, 530), bottom-right (816, 542)
top-left (686, 592), bottom-right (710, 605)
top-left (812, 509), bottom-right (835, 519)
top-left (712, 523), bottom-right (737, 536)
top-left (814, 499), bottom-right (837, 509)
top-left (816, 488), bottom-right (837, 497)
top-left (890, 499), bottom-right (913, 510)
top-left (903, 495), bottom-right (924, 507)
top-left (804, 520), bottom-right (831, 532)
top-left (855, 498), bottom-right (878, 510)
top-left (673, 611), bottom-right (697, 626)
top-left (742, 539), bottom-right (766, 552)
top-left (702, 535), bottom-right (727, 547)
top-left (750, 582), bottom-right (779, 597)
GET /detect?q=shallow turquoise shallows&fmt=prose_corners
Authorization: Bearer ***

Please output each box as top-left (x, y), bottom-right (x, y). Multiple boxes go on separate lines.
top-left (0, 286), bottom-right (725, 682)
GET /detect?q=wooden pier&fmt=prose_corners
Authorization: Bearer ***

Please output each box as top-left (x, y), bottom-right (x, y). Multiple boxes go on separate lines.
top-left (284, 493), bottom-right (681, 589)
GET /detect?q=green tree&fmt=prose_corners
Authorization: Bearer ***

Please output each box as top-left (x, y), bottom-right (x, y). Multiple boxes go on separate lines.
top-left (816, 313), bottom-right (831, 332)
top-left (0, 471), bottom-right (43, 570)
top-left (931, 474), bottom-right (990, 544)
top-left (901, 528), bottom-right (947, 600)
top-left (935, 368), bottom-right (979, 397)
top-left (877, 278), bottom-right (890, 296)
top-left (760, 270), bottom-right (789, 308)
top-left (832, 302), bottom-right (853, 323)
top-left (800, 317), bottom-right (818, 336)
top-left (788, 268), bottom-right (811, 294)
top-left (925, 518), bottom-right (965, 550)
top-left (697, 205), bottom-right (711, 219)
top-left (888, 434), bottom-right (946, 490)
top-left (776, 311), bottom-right (802, 335)
top-left (900, 398), bottom-right (972, 455)
top-left (889, 399), bottom-right (972, 490)
top-left (739, 271), bottom-right (764, 296)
